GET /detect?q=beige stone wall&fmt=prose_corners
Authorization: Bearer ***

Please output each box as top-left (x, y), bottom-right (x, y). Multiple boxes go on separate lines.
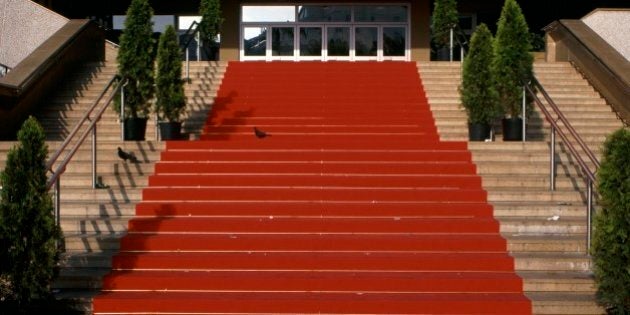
top-left (582, 9), bottom-right (630, 62)
top-left (0, 0), bottom-right (68, 68)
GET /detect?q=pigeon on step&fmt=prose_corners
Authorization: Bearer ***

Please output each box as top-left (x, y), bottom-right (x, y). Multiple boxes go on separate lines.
top-left (117, 147), bottom-right (139, 163)
top-left (253, 127), bottom-right (269, 139)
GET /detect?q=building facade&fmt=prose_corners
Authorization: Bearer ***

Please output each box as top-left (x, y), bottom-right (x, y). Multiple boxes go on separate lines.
top-left (39, 0), bottom-right (629, 62)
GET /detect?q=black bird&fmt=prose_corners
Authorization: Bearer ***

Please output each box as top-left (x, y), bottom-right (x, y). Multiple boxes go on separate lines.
top-left (253, 127), bottom-right (269, 139)
top-left (117, 147), bottom-right (139, 163)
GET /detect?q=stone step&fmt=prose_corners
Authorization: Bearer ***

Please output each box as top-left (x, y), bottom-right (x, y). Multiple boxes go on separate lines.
top-left (513, 252), bottom-right (591, 272)
top-left (507, 235), bottom-right (587, 253)
top-left (499, 216), bottom-right (586, 235)
top-left (528, 292), bottom-right (604, 315)
top-left (521, 271), bottom-right (596, 293)
top-left (492, 202), bottom-right (589, 218)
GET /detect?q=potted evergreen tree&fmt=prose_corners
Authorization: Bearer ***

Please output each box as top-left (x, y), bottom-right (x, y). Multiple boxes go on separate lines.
top-left (199, 0), bottom-right (223, 60)
top-left (592, 128), bottom-right (630, 313)
top-left (0, 117), bottom-right (61, 309)
top-left (155, 25), bottom-right (186, 140)
top-left (431, 0), bottom-right (459, 61)
top-left (116, 0), bottom-right (156, 140)
top-left (460, 23), bottom-right (500, 141)
top-left (492, 0), bottom-right (533, 141)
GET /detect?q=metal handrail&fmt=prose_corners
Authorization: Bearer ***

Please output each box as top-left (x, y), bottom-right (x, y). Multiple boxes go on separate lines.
top-left (45, 74), bottom-right (127, 227)
top-left (524, 76), bottom-right (600, 250)
top-left (181, 21), bottom-right (204, 82)
top-left (0, 62), bottom-right (10, 77)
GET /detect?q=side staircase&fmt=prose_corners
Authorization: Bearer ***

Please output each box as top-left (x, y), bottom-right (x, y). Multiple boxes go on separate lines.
top-left (420, 61), bottom-right (625, 314)
top-left (0, 50), bottom-right (226, 311)
top-left (92, 62), bottom-right (531, 314)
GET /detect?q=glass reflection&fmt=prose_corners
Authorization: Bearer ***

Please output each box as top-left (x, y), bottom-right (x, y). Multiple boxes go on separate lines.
top-left (242, 6), bottom-right (295, 22)
top-left (383, 27), bottom-right (406, 56)
top-left (355, 27), bottom-right (377, 56)
top-left (272, 27), bottom-right (295, 56)
top-left (327, 27), bottom-right (350, 56)
top-left (298, 6), bottom-right (351, 22)
top-left (243, 27), bottom-right (267, 56)
top-left (354, 6), bottom-right (408, 22)
top-left (300, 27), bottom-right (322, 56)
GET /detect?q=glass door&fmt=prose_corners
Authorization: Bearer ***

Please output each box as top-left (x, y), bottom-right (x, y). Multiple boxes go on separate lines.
top-left (271, 26), bottom-right (296, 60)
top-left (299, 26), bottom-right (323, 60)
top-left (382, 26), bottom-right (407, 60)
top-left (354, 26), bottom-right (378, 60)
top-left (326, 26), bottom-right (351, 60)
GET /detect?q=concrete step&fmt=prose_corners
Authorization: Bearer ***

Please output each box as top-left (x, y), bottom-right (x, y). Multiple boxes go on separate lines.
top-left (521, 271), bottom-right (595, 293)
top-left (507, 235), bottom-right (586, 253)
top-left (493, 202), bottom-right (589, 218)
top-left (499, 216), bottom-right (586, 235)
top-left (528, 292), bottom-right (604, 315)
top-left (513, 252), bottom-right (591, 272)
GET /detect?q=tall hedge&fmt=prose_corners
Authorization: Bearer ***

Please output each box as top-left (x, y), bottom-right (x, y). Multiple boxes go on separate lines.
top-left (0, 117), bottom-right (61, 307)
top-left (460, 23), bottom-right (500, 125)
top-left (492, 0), bottom-right (533, 118)
top-left (155, 25), bottom-right (186, 122)
top-left (117, 0), bottom-right (155, 119)
top-left (592, 128), bottom-right (630, 313)
top-left (431, 0), bottom-right (459, 48)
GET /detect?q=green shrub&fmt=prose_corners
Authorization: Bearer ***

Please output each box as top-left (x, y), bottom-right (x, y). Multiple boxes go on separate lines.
top-left (431, 0), bottom-right (459, 48)
top-left (0, 117), bottom-right (61, 308)
top-left (116, 0), bottom-right (155, 119)
top-left (592, 128), bottom-right (630, 314)
top-left (492, 0), bottom-right (533, 118)
top-left (460, 23), bottom-right (500, 125)
top-left (155, 25), bottom-right (186, 122)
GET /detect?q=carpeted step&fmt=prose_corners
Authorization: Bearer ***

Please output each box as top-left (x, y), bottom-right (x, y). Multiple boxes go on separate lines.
top-left (94, 291), bottom-right (531, 314)
top-left (93, 61), bottom-right (530, 314)
top-left (110, 251), bottom-right (516, 272)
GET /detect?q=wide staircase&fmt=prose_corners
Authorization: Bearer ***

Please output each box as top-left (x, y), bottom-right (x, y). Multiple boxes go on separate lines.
top-left (0, 47), bottom-right (226, 310)
top-left (420, 61), bottom-right (625, 314)
top-left (91, 61), bottom-right (531, 314)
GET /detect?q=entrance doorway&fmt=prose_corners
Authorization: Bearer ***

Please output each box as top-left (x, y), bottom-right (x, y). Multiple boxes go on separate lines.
top-left (241, 4), bottom-right (409, 61)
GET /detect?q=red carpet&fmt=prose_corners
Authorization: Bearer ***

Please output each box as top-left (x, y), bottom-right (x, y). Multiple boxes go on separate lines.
top-left (93, 62), bottom-right (531, 314)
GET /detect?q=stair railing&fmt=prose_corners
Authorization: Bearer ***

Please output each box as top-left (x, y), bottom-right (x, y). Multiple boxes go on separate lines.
top-left (180, 21), bottom-right (204, 82)
top-left (46, 74), bottom-right (128, 228)
top-left (523, 76), bottom-right (601, 250)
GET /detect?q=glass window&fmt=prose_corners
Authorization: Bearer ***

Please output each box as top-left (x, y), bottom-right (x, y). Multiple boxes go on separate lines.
top-left (355, 27), bottom-right (378, 57)
top-left (243, 27), bottom-right (267, 56)
top-left (242, 6), bottom-right (295, 22)
top-left (383, 27), bottom-right (406, 56)
top-left (354, 5), bottom-right (408, 22)
top-left (113, 15), bottom-right (175, 32)
top-left (327, 27), bottom-right (350, 56)
top-left (272, 27), bottom-right (295, 56)
top-left (298, 6), bottom-right (351, 22)
top-left (178, 16), bottom-right (202, 30)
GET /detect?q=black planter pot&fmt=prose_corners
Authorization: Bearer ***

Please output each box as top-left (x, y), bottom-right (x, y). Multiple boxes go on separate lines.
top-left (502, 117), bottom-right (523, 141)
top-left (468, 123), bottom-right (492, 141)
top-left (159, 122), bottom-right (182, 140)
top-left (123, 117), bottom-right (147, 141)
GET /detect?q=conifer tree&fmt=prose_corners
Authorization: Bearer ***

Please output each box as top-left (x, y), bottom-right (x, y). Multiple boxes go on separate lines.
top-left (199, 0), bottom-right (223, 44)
top-left (492, 0), bottom-right (533, 117)
top-left (592, 128), bottom-right (630, 313)
top-left (117, 0), bottom-right (155, 118)
top-left (460, 23), bottom-right (500, 126)
top-left (0, 117), bottom-right (61, 307)
top-left (155, 25), bottom-right (186, 122)
top-left (431, 0), bottom-right (459, 48)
